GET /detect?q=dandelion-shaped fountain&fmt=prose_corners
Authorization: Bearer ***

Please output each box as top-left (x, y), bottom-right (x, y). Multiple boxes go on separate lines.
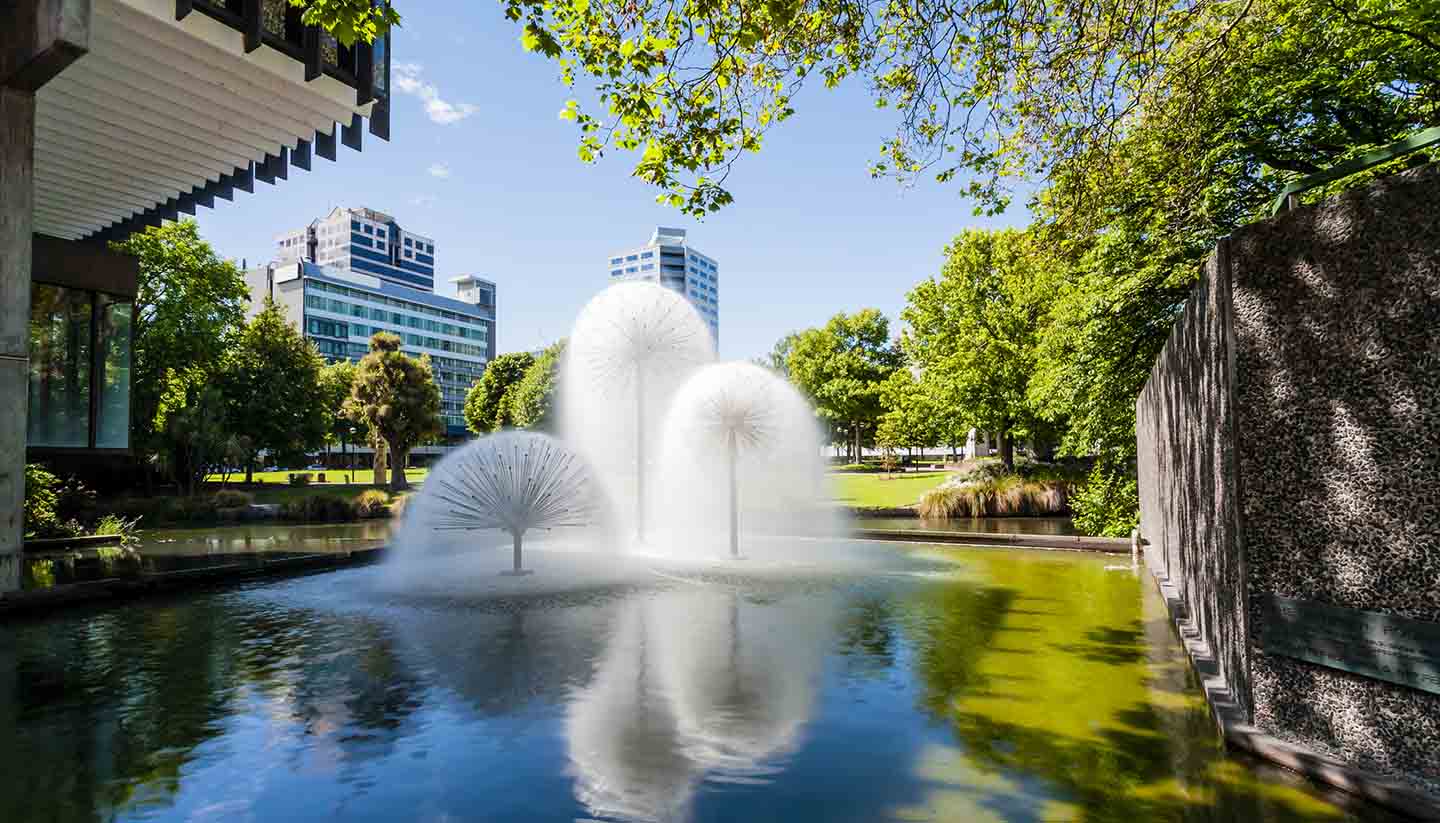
top-left (422, 431), bottom-right (595, 574)
top-left (660, 362), bottom-right (794, 558)
top-left (564, 282), bottom-right (714, 543)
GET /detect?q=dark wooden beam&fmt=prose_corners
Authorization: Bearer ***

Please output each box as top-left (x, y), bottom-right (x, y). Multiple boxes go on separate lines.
top-left (175, 0), bottom-right (193, 21)
top-left (255, 153), bottom-right (276, 184)
top-left (355, 40), bottom-right (374, 105)
top-left (273, 145), bottom-right (288, 180)
top-left (292, 138), bottom-right (312, 171)
top-left (303, 23), bottom-right (321, 81)
top-left (340, 113), bottom-right (363, 151)
top-left (242, 0), bottom-right (262, 53)
top-left (2, 0), bottom-right (92, 92)
top-left (368, 98), bottom-right (389, 141)
top-left (233, 163), bottom-right (254, 193)
top-left (316, 125), bottom-right (337, 161)
top-left (32, 234), bottom-right (139, 297)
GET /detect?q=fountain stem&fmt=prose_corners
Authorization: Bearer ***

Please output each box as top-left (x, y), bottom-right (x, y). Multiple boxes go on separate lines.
top-left (636, 368), bottom-right (647, 543)
top-left (728, 428), bottom-right (739, 558)
top-left (512, 529), bottom-right (524, 572)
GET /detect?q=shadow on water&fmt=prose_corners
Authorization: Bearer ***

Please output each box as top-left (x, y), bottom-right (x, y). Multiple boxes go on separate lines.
top-left (0, 543), bottom-right (1406, 823)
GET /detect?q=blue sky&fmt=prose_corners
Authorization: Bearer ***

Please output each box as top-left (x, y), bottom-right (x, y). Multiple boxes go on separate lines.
top-left (197, 2), bottom-right (1030, 361)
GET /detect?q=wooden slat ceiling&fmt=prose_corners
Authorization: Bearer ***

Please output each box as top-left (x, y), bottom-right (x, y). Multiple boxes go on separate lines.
top-left (33, 0), bottom-right (380, 240)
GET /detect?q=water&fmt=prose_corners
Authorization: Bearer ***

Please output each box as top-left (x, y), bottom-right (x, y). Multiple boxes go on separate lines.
top-left (0, 541), bottom-right (1396, 822)
top-left (854, 517), bottom-right (1080, 536)
top-left (136, 521), bottom-right (393, 557)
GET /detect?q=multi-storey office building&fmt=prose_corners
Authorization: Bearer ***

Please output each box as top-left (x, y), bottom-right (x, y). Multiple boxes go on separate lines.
top-left (247, 263), bottom-right (496, 439)
top-left (607, 227), bottom-right (720, 341)
top-left (276, 206), bottom-right (437, 291)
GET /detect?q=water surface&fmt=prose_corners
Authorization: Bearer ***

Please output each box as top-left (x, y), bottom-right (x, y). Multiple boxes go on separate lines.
top-left (0, 542), bottom-right (1394, 822)
top-left (853, 516), bottom-right (1079, 536)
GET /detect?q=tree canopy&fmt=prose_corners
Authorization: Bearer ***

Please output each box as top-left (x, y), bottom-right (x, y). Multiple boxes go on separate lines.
top-left (508, 341), bottom-right (567, 432)
top-left (349, 333), bottom-right (443, 490)
top-left (902, 228), bottom-right (1049, 469)
top-left (218, 299), bottom-right (329, 481)
top-left (111, 220), bottom-right (249, 488)
top-left (785, 309), bottom-right (902, 461)
top-left (464, 351), bottom-right (537, 434)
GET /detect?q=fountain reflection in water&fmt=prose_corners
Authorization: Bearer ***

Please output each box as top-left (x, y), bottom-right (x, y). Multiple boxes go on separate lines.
top-left (567, 586), bottom-right (834, 822)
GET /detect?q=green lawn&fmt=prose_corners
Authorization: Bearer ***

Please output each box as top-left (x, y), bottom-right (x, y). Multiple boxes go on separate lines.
top-left (829, 470), bottom-right (953, 508)
top-left (206, 468), bottom-right (429, 486)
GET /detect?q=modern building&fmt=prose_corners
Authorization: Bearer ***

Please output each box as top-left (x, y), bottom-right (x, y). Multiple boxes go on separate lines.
top-left (607, 227), bottom-right (719, 340)
top-left (246, 262), bottom-right (496, 439)
top-left (5, 0), bottom-right (393, 591)
top-left (275, 206), bottom-right (436, 291)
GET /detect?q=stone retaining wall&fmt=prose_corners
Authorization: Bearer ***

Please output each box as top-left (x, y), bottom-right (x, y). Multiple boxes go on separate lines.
top-left (1136, 163), bottom-right (1440, 804)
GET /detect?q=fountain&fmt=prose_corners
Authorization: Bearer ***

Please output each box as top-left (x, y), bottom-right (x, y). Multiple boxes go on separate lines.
top-left (412, 431), bottom-right (595, 574)
top-left (561, 281), bottom-right (714, 543)
top-left (396, 280), bottom-right (833, 573)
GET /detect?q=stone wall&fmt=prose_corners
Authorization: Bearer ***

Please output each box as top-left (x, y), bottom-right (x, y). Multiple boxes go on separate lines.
top-left (1136, 163), bottom-right (1440, 798)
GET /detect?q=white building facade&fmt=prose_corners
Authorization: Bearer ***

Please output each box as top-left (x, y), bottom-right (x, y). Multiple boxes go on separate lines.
top-left (607, 227), bottom-right (719, 341)
top-left (247, 262), bottom-right (496, 440)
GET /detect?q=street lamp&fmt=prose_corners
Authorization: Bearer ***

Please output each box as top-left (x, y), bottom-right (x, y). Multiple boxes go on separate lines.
top-left (344, 426), bottom-right (357, 485)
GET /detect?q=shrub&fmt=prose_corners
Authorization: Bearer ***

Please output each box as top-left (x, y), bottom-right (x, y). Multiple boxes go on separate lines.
top-left (212, 489), bottom-right (254, 509)
top-left (23, 463), bottom-right (61, 538)
top-left (289, 473), bottom-right (312, 487)
top-left (280, 494), bottom-right (357, 522)
top-left (93, 514), bottom-right (142, 549)
top-left (918, 474), bottom-right (1073, 519)
top-left (1071, 459), bottom-right (1139, 538)
top-left (353, 489), bottom-right (392, 518)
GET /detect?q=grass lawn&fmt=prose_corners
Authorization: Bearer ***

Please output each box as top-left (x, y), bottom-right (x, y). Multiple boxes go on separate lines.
top-left (201, 469), bottom-right (428, 505)
top-left (829, 470), bottom-right (953, 508)
top-left (206, 468), bottom-right (428, 486)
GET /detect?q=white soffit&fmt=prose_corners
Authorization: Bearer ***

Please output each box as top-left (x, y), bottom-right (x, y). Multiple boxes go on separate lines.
top-left (34, 0), bottom-right (377, 240)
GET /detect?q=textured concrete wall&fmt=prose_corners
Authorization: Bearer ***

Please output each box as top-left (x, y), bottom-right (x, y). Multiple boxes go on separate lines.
top-left (1137, 164), bottom-right (1440, 796)
top-left (1136, 246), bottom-right (1252, 715)
top-left (1231, 165), bottom-right (1440, 793)
top-left (0, 87), bottom-right (36, 594)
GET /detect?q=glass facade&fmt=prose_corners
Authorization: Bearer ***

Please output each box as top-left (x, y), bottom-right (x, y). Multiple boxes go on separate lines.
top-left (300, 277), bottom-right (490, 435)
top-left (27, 283), bottom-right (133, 450)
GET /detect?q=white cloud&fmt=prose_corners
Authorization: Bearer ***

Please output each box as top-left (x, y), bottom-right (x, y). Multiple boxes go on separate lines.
top-left (393, 63), bottom-right (478, 125)
top-left (427, 162), bottom-right (451, 179)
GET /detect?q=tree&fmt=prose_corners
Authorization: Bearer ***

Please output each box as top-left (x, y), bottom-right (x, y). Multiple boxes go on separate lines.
top-left (349, 333), bottom-right (443, 491)
top-left (876, 367), bottom-right (940, 459)
top-left (464, 351), bottom-right (537, 435)
top-left (902, 229), bottom-right (1049, 471)
top-left (508, 341), bottom-right (566, 432)
top-left (766, 332), bottom-right (801, 377)
top-left (785, 310), bottom-right (902, 462)
top-left (218, 299), bottom-right (329, 483)
top-left (319, 359), bottom-right (361, 449)
top-left (152, 368), bottom-right (234, 497)
top-left (111, 220), bottom-right (249, 488)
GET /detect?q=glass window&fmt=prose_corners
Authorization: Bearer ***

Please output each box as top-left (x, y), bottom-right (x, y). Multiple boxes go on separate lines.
top-left (27, 284), bottom-right (92, 448)
top-left (95, 294), bottom-right (132, 449)
top-left (609, 257), bottom-right (623, 265)
top-left (626, 254), bottom-right (638, 262)
top-left (405, 238), bottom-right (413, 247)
top-left (640, 251), bottom-right (653, 259)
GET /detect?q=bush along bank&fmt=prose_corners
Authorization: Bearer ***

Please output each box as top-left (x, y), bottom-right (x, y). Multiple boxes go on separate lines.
top-left (97, 488), bottom-right (400, 526)
top-left (917, 461), bottom-right (1083, 519)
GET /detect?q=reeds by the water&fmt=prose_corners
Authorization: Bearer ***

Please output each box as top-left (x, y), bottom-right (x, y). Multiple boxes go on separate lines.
top-left (918, 474), bottom-right (1072, 519)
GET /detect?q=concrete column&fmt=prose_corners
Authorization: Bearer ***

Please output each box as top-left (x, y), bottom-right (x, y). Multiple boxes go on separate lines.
top-left (0, 87), bottom-right (35, 593)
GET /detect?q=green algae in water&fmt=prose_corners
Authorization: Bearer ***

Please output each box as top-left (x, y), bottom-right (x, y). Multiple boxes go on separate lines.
top-left (0, 541), bottom-right (1400, 822)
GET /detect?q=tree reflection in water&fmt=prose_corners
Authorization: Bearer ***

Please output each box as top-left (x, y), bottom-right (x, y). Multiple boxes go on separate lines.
top-left (0, 550), bottom-right (1398, 823)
